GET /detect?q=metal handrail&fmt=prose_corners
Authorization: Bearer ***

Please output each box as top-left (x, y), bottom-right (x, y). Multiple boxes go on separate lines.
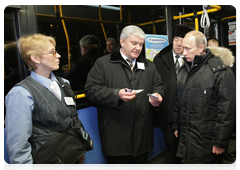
top-left (173, 5), bottom-right (221, 20)
top-left (222, 15), bottom-right (236, 21)
top-left (54, 5), bottom-right (58, 14)
top-left (195, 17), bottom-right (199, 31)
top-left (137, 19), bottom-right (166, 26)
top-left (36, 13), bottom-right (119, 24)
top-left (75, 94), bottom-right (86, 99)
top-left (99, 5), bottom-right (107, 40)
top-left (59, 5), bottom-right (71, 69)
top-left (120, 5), bottom-right (123, 21)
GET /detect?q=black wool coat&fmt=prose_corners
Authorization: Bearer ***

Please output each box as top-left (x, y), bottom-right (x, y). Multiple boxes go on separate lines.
top-left (85, 47), bottom-right (165, 156)
top-left (66, 48), bottom-right (102, 91)
top-left (153, 44), bottom-right (177, 130)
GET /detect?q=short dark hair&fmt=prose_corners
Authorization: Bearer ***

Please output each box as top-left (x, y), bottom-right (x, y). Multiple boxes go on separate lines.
top-left (172, 25), bottom-right (192, 39)
top-left (207, 37), bottom-right (218, 42)
top-left (207, 37), bottom-right (219, 46)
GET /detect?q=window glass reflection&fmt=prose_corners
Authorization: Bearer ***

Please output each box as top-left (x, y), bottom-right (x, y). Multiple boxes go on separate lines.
top-left (4, 9), bottom-right (21, 119)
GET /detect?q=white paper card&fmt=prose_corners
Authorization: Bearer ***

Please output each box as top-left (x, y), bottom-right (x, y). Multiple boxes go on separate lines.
top-left (137, 62), bottom-right (145, 70)
top-left (64, 97), bottom-right (75, 105)
top-left (133, 89), bottom-right (144, 94)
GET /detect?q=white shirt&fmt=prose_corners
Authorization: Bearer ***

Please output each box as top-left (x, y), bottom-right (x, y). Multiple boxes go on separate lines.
top-left (120, 48), bottom-right (136, 68)
top-left (172, 50), bottom-right (184, 67)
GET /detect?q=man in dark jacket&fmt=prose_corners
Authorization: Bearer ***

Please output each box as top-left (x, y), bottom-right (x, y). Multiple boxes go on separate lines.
top-left (173, 30), bottom-right (236, 163)
top-left (153, 25), bottom-right (192, 163)
top-left (66, 35), bottom-right (102, 91)
top-left (85, 25), bottom-right (165, 164)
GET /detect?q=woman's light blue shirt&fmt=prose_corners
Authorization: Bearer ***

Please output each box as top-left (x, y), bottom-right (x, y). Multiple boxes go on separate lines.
top-left (5, 71), bottom-right (69, 164)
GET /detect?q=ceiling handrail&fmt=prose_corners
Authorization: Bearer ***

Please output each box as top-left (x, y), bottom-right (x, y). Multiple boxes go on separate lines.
top-left (36, 13), bottom-right (119, 24)
top-left (222, 15), bottom-right (236, 21)
top-left (137, 19), bottom-right (166, 26)
top-left (173, 5), bottom-right (221, 20)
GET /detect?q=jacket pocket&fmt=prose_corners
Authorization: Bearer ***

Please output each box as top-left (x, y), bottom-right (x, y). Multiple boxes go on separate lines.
top-left (198, 121), bottom-right (215, 135)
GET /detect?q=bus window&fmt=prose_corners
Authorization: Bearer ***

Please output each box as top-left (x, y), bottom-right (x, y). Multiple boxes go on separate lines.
top-left (4, 8), bottom-right (22, 120)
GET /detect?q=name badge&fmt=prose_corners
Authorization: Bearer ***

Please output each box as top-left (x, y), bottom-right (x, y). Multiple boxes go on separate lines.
top-left (64, 97), bottom-right (75, 105)
top-left (137, 62), bottom-right (145, 70)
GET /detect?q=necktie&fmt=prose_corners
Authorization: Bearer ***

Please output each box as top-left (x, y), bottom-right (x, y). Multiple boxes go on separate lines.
top-left (175, 55), bottom-right (180, 74)
top-left (49, 80), bottom-right (61, 100)
top-left (126, 59), bottom-right (133, 72)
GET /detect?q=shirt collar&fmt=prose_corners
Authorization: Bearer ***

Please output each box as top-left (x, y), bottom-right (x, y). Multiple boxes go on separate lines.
top-left (172, 50), bottom-right (184, 62)
top-left (30, 71), bottom-right (59, 90)
top-left (120, 48), bottom-right (136, 66)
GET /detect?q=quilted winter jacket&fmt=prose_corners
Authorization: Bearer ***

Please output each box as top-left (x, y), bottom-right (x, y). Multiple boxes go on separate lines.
top-left (173, 47), bottom-right (236, 163)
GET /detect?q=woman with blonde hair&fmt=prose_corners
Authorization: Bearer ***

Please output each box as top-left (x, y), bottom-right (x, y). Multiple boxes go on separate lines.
top-left (5, 34), bottom-right (85, 164)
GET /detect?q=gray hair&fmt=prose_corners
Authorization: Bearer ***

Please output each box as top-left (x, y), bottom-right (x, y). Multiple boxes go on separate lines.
top-left (79, 35), bottom-right (101, 48)
top-left (120, 25), bottom-right (146, 40)
top-left (62, 64), bottom-right (69, 71)
top-left (106, 37), bottom-right (117, 45)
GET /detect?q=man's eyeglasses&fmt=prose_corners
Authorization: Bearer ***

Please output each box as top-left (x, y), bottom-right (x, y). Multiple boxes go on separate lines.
top-left (42, 50), bottom-right (58, 56)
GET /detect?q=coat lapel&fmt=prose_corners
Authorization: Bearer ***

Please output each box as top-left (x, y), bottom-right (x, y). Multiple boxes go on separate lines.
top-left (162, 51), bottom-right (177, 79)
top-left (110, 46), bottom-right (149, 69)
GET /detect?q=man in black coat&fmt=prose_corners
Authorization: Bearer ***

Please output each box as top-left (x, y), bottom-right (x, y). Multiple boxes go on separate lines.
top-left (173, 30), bottom-right (236, 163)
top-left (153, 25), bottom-right (192, 163)
top-left (66, 35), bottom-right (102, 91)
top-left (85, 25), bottom-right (165, 164)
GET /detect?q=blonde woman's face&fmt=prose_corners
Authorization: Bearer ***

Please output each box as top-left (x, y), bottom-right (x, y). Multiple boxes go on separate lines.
top-left (37, 41), bottom-right (61, 72)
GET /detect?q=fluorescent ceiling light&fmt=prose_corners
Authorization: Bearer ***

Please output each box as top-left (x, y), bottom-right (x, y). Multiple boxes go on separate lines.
top-left (85, 5), bottom-right (120, 11)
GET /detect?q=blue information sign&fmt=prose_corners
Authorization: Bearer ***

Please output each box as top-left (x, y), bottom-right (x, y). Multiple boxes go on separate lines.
top-left (145, 34), bottom-right (168, 61)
